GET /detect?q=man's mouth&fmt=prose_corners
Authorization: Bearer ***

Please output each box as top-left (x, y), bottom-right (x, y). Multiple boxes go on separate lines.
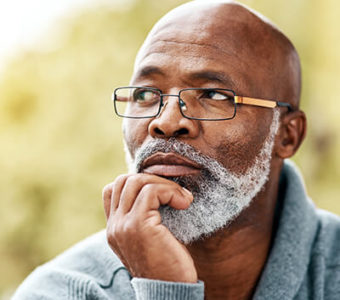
top-left (140, 152), bottom-right (201, 177)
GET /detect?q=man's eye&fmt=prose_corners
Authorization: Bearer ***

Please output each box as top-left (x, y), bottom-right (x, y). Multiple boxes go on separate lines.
top-left (134, 90), bottom-right (159, 103)
top-left (203, 90), bottom-right (230, 100)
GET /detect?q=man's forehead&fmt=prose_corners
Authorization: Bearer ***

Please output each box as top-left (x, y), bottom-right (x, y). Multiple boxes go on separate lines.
top-left (135, 38), bottom-right (244, 68)
top-left (132, 42), bottom-right (246, 91)
top-left (133, 62), bottom-right (239, 90)
top-left (134, 2), bottom-right (275, 76)
top-left (132, 21), bottom-right (261, 95)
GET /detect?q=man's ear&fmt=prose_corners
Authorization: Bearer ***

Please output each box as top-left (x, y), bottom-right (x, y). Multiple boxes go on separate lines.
top-left (275, 110), bottom-right (307, 158)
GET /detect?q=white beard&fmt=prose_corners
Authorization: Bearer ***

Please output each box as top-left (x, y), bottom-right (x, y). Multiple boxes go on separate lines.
top-left (125, 109), bottom-right (280, 244)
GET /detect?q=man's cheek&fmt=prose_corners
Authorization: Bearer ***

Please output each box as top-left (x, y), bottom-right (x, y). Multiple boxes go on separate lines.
top-left (123, 118), bottom-right (163, 175)
top-left (123, 118), bottom-right (149, 159)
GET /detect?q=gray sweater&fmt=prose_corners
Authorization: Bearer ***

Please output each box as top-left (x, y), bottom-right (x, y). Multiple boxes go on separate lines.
top-left (13, 161), bottom-right (340, 299)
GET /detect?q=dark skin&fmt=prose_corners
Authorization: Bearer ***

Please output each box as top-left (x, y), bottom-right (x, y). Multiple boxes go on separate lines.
top-left (103, 2), bottom-right (307, 299)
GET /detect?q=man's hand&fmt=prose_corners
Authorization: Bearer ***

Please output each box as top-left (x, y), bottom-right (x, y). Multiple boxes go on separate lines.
top-left (102, 174), bottom-right (198, 283)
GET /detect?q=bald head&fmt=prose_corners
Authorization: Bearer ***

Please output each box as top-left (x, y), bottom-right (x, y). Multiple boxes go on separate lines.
top-left (134, 0), bottom-right (301, 109)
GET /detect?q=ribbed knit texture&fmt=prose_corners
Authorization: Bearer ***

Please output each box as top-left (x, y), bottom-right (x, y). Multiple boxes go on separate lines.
top-left (13, 160), bottom-right (340, 299)
top-left (131, 278), bottom-right (204, 300)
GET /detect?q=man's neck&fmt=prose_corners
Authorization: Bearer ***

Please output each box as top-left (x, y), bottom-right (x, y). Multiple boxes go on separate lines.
top-left (187, 175), bottom-right (280, 300)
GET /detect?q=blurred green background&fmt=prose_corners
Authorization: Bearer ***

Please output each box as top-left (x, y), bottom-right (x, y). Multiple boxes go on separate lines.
top-left (1, 0), bottom-right (339, 297)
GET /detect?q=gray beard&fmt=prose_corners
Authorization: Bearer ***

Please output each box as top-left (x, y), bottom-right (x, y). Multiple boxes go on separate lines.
top-left (126, 109), bottom-right (280, 244)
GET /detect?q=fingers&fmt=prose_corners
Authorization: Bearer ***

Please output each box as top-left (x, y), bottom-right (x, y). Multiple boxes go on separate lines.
top-left (102, 183), bottom-right (113, 219)
top-left (102, 175), bottom-right (129, 219)
top-left (117, 174), bottom-right (193, 214)
top-left (103, 174), bottom-right (194, 218)
top-left (111, 175), bottom-right (130, 214)
top-left (105, 221), bottom-right (131, 271)
top-left (103, 174), bottom-right (197, 282)
top-left (132, 183), bottom-right (193, 214)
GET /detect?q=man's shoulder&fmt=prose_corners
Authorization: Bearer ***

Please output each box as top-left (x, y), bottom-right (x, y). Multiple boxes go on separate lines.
top-left (40, 230), bottom-right (124, 277)
top-left (314, 208), bottom-right (340, 265)
top-left (13, 230), bottom-right (134, 299)
top-left (303, 209), bottom-right (340, 299)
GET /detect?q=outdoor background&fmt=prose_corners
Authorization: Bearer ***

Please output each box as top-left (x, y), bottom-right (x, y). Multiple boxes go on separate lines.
top-left (1, 0), bottom-right (339, 298)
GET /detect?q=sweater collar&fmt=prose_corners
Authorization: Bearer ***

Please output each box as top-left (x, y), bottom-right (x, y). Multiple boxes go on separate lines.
top-left (254, 160), bottom-right (318, 299)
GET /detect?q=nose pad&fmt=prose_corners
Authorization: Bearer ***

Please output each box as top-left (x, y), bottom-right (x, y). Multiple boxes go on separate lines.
top-left (148, 96), bottom-right (199, 138)
top-left (158, 96), bottom-right (182, 117)
top-left (158, 97), bottom-right (187, 117)
top-left (179, 98), bottom-right (187, 112)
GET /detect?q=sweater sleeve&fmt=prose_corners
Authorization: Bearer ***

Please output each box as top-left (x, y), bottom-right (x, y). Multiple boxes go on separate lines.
top-left (12, 266), bottom-right (115, 300)
top-left (131, 278), bottom-right (204, 300)
top-left (12, 231), bottom-right (136, 299)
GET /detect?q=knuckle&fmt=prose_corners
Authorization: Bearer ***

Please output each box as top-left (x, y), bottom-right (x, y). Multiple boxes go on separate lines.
top-left (102, 183), bottom-right (113, 199)
top-left (125, 173), bottom-right (154, 186)
top-left (106, 227), bottom-right (117, 246)
top-left (102, 174), bottom-right (129, 199)
top-left (125, 174), bottom-right (143, 185)
top-left (113, 174), bottom-right (129, 188)
top-left (140, 183), bottom-right (155, 196)
top-left (122, 218), bottom-right (138, 234)
top-left (107, 220), bottom-right (123, 242)
top-left (116, 174), bottom-right (130, 182)
top-left (107, 217), bottom-right (138, 243)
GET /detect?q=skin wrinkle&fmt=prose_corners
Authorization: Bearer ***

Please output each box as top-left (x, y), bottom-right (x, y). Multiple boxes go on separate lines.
top-left (142, 38), bottom-right (244, 61)
top-left (133, 37), bottom-right (252, 95)
top-left (136, 67), bottom-right (239, 95)
top-left (137, 65), bottom-right (236, 85)
top-left (138, 48), bottom-right (239, 71)
top-left (135, 61), bottom-right (243, 94)
top-left (200, 125), bottom-right (251, 174)
top-left (137, 39), bottom-right (249, 82)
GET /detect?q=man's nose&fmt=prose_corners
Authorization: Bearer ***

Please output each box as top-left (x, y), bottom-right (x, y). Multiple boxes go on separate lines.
top-left (148, 96), bottom-right (199, 139)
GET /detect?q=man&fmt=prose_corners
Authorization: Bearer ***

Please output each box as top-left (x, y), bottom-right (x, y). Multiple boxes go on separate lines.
top-left (14, 0), bottom-right (340, 299)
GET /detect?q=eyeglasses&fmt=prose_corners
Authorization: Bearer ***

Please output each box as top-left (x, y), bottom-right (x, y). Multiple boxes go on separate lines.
top-left (112, 86), bottom-right (293, 121)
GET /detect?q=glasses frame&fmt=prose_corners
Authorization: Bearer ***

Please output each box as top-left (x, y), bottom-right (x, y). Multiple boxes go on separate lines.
top-left (112, 86), bottom-right (293, 121)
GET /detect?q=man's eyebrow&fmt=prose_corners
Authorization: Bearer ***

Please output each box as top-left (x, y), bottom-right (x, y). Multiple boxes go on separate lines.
top-left (135, 67), bottom-right (237, 89)
top-left (189, 71), bottom-right (236, 88)
top-left (136, 66), bottom-right (165, 78)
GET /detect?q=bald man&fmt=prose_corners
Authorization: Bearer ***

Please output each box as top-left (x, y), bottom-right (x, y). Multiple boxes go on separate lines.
top-left (14, 1), bottom-right (340, 299)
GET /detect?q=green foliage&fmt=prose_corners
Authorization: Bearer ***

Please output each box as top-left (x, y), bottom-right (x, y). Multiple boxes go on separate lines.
top-left (1, 0), bottom-right (339, 296)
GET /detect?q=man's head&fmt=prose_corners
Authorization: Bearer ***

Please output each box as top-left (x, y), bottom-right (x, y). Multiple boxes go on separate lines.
top-left (121, 0), bottom-right (306, 243)
top-left (134, 0), bottom-right (301, 109)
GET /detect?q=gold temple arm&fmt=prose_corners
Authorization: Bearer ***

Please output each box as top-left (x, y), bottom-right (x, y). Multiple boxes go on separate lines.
top-left (234, 96), bottom-right (277, 108)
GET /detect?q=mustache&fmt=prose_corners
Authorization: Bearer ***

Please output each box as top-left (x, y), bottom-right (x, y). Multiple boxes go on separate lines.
top-left (133, 138), bottom-right (226, 182)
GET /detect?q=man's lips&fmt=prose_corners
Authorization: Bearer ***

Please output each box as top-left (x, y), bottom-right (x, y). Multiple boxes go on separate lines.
top-left (140, 152), bottom-right (201, 177)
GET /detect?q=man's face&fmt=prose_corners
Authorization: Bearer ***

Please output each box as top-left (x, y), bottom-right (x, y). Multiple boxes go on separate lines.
top-left (124, 4), bottom-right (276, 175)
top-left (122, 3), bottom-right (281, 242)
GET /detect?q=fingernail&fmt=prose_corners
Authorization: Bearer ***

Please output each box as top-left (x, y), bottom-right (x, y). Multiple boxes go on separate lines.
top-left (182, 187), bottom-right (193, 202)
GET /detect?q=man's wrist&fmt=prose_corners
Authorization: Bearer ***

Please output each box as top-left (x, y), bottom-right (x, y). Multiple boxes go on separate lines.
top-left (131, 277), bottom-right (204, 300)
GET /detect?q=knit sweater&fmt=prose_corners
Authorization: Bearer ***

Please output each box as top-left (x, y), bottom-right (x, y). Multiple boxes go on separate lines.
top-left (13, 160), bottom-right (340, 299)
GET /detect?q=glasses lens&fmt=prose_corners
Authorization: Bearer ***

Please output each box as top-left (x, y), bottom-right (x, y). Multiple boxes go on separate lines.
top-left (179, 89), bottom-right (236, 120)
top-left (114, 87), bottom-right (161, 118)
